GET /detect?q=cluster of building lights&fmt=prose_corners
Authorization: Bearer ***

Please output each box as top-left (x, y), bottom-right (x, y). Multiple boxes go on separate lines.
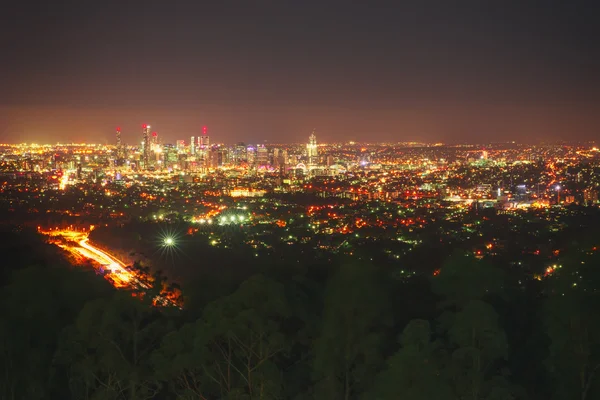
top-left (194, 218), bottom-right (214, 224)
top-left (191, 214), bottom-right (248, 225)
top-left (219, 215), bottom-right (247, 225)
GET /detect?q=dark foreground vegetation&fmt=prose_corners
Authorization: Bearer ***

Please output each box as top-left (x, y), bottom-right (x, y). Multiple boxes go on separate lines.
top-left (1, 223), bottom-right (600, 400)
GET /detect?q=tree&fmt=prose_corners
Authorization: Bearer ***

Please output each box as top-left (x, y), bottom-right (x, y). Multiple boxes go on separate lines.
top-left (0, 267), bottom-right (65, 400)
top-left (312, 262), bottom-right (391, 400)
top-left (368, 319), bottom-right (454, 400)
top-left (0, 264), bottom-right (110, 400)
top-left (56, 291), bottom-right (168, 400)
top-left (446, 300), bottom-right (514, 400)
top-left (432, 252), bottom-right (518, 400)
top-left (152, 322), bottom-right (210, 400)
top-left (431, 251), bottom-right (504, 308)
top-left (544, 254), bottom-right (600, 400)
top-left (154, 274), bottom-right (291, 399)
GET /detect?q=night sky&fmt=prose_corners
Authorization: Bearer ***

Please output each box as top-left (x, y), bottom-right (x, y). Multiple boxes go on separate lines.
top-left (1, 1), bottom-right (598, 144)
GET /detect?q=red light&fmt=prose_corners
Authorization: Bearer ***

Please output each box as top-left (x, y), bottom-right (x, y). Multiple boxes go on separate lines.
top-left (202, 126), bottom-right (207, 135)
top-left (142, 124), bottom-right (147, 128)
top-left (116, 127), bottom-right (121, 131)
top-left (152, 132), bottom-right (157, 137)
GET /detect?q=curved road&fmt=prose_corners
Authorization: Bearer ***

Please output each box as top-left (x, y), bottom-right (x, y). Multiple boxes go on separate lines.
top-left (42, 229), bottom-right (176, 307)
top-left (77, 237), bottom-right (135, 287)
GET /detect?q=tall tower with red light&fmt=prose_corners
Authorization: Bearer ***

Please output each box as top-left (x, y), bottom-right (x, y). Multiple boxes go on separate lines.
top-left (199, 126), bottom-right (210, 168)
top-left (116, 127), bottom-right (122, 149)
top-left (200, 126), bottom-right (209, 149)
top-left (142, 124), bottom-right (151, 167)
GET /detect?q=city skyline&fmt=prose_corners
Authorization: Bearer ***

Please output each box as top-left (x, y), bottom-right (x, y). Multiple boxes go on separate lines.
top-left (1, 119), bottom-right (598, 147)
top-left (2, 1), bottom-right (599, 144)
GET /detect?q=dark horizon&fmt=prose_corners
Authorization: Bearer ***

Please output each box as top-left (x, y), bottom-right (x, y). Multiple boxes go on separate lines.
top-left (2, 1), bottom-right (599, 144)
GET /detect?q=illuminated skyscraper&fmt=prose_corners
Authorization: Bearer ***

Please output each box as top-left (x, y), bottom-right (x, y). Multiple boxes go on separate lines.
top-left (142, 124), bottom-right (151, 167)
top-left (115, 127), bottom-right (124, 164)
top-left (190, 136), bottom-right (196, 154)
top-left (307, 130), bottom-right (318, 166)
top-left (217, 147), bottom-right (228, 166)
top-left (246, 145), bottom-right (256, 167)
top-left (163, 144), bottom-right (177, 169)
top-left (257, 144), bottom-right (268, 166)
top-left (199, 126), bottom-right (209, 168)
top-left (233, 142), bottom-right (247, 165)
top-left (200, 126), bottom-right (209, 149)
top-left (151, 132), bottom-right (162, 167)
top-left (116, 127), bottom-right (122, 149)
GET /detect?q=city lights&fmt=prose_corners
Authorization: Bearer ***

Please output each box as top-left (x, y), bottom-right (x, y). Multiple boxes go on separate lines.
top-left (214, 214), bottom-right (248, 225)
top-left (3, 134), bottom-right (600, 292)
top-left (5, 6), bottom-right (600, 398)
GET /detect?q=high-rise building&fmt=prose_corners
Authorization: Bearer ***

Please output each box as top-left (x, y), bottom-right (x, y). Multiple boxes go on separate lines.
top-left (218, 147), bottom-right (229, 166)
top-left (208, 147), bottom-right (221, 168)
top-left (151, 131), bottom-right (159, 151)
top-left (307, 130), bottom-right (318, 166)
top-left (246, 146), bottom-right (256, 167)
top-left (115, 127), bottom-right (124, 165)
top-left (163, 144), bottom-right (178, 169)
top-left (198, 126), bottom-right (210, 169)
top-left (116, 127), bottom-right (122, 149)
top-left (176, 140), bottom-right (185, 153)
top-left (257, 144), bottom-right (268, 166)
top-left (142, 124), bottom-right (151, 167)
top-left (233, 142), bottom-right (247, 165)
top-left (200, 126), bottom-right (209, 149)
top-left (190, 136), bottom-right (196, 154)
top-left (151, 132), bottom-right (162, 167)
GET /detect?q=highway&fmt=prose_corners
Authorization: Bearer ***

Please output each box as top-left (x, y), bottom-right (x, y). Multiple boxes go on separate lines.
top-left (41, 229), bottom-right (155, 293)
top-left (76, 237), bottom-right (134, 287)
top-left (41, 228), bottom-right (180, 307)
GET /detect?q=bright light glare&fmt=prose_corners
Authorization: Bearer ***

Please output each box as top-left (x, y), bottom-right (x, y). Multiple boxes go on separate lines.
top-left (164, 237), bottom-right (175, 246)
top-left (217, 215), bottom-right (247, 225)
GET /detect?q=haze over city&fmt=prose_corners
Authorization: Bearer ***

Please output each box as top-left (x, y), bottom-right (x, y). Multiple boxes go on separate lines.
top-left (2, 1), bottom-right (599, 144)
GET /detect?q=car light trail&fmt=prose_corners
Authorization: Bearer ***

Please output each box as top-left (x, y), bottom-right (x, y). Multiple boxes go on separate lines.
top-left (41, 229), bottom-right (179, 306)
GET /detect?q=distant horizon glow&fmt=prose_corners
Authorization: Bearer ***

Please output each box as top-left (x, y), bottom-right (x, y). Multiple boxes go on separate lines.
top-left (1, 3), bottom-right (599, 144)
